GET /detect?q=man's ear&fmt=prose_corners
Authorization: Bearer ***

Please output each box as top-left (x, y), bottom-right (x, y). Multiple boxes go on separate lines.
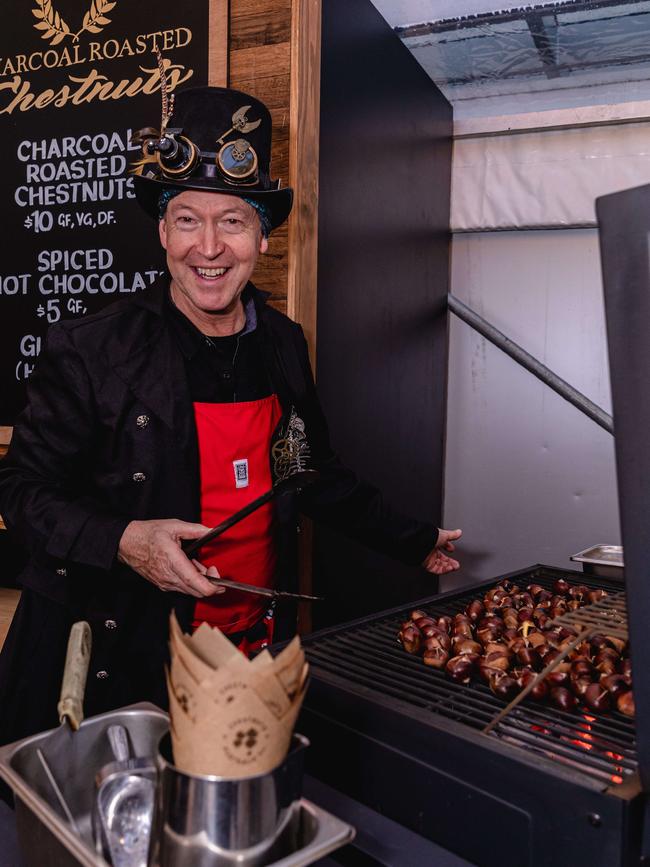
top-left (158, 217), bottom-right (168, 250)
top-left (259, 234), bottom-right (269, 254)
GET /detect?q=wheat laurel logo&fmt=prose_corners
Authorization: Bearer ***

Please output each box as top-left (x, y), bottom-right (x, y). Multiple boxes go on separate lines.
top-left (32, 0), bottom-right (117, 46)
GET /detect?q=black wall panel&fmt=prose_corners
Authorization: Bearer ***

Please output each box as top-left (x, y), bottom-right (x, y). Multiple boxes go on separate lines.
top-left (313, 0), bottom-right (453, 626)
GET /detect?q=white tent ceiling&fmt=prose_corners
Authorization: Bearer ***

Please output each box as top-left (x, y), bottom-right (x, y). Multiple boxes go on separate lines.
top-left (370, 0), bottom-right (650, 117)
top-left (371, 0), bottom-right (577, 28)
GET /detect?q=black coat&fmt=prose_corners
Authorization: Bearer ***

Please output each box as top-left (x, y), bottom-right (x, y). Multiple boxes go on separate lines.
top-left (0, 280), bottom-right (436, 741)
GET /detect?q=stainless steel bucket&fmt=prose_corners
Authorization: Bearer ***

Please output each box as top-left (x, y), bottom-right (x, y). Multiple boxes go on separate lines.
top-left (150, 733), bottom-right (309, 867)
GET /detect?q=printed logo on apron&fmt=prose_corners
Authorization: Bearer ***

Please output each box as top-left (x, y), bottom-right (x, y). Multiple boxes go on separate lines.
top-left (233, 458), bottom-right (249, 488)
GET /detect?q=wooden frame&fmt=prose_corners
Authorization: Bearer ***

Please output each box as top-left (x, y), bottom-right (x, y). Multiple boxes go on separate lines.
top-left (209, 0), bottom-right (230, 86)
top-left (287, 0), bottom-right (321, 367)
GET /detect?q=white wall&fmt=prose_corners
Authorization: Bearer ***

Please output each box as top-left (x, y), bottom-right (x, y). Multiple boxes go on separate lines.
top-left (440, 116), bottom-right (650, 588)
top-left (443, 228), bottom-right (620, 589)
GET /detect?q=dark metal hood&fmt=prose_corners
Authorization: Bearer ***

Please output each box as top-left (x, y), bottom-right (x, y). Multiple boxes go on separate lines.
top-left (597, 183), bottom-right (650, 793)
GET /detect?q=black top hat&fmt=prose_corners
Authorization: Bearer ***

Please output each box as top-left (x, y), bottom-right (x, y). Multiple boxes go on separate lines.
top-left (131, 86), bottom-right (293, 230)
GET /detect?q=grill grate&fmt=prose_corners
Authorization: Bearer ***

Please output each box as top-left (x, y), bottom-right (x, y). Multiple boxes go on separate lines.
top-left (552, 590), bottom-right (628, 639)
top-left (303, 567), bottom-right (637, 786)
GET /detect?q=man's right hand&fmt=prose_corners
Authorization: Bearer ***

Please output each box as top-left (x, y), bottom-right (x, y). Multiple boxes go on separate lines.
top-left (117, 519), bottom-right (225, 598)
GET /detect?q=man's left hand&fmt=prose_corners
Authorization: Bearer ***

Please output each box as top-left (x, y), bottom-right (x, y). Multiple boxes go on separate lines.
top-left (422, 527), bottom-right (462, 575)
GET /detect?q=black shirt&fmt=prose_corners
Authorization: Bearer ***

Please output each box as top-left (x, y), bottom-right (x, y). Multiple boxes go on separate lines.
top-left (164, 288), bottom-right (273, 403)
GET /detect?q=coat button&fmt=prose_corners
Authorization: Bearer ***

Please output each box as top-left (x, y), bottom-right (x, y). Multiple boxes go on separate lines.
top-left (56, 567), bottom-right (67, 576)
top-left (96, 670), bottom-right (109, 680)
top-left (132, 472), bottom-right (147, 482)
top-left (136, 414), bottom-right (149, 429)
top-left (104, 619), bottom-right (118, 630)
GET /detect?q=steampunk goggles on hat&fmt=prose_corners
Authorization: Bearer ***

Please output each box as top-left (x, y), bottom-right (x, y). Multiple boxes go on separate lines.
top-left (133, 105), bottom-right (261, 187)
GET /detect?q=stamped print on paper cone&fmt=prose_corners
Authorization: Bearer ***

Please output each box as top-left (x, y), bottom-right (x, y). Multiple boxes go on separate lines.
top-left (222, 716), bottom-right (271, 766)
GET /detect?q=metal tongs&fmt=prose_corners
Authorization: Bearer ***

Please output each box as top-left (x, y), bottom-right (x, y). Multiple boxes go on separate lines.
top-left (184, 468), bottom-right (323, 602)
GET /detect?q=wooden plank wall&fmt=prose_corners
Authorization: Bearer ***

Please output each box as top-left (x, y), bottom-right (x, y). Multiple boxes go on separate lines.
top-left (230, 0), bottom-right (293, 315)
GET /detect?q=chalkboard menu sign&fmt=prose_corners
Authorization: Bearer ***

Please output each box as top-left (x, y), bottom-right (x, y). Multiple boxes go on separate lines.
top-left (0, 0), bottom-right (209, 423)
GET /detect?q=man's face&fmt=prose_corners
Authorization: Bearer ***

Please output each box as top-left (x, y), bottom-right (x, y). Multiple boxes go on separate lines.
top-left (159, 190), bottom-right (268, 323)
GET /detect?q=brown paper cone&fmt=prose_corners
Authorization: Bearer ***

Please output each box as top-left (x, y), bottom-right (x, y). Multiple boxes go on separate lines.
top-left (272, 639), bottom-right (305, 700)
top-left (173, 683), bottom-right (295, 777)
top-left (248, 668), bottom-right (292, 719)
top-left (250, 649), bottom-right (273, 669)
top-left (167, 615), bottom-right (309, 778)
top-left (190, 621), bottom-right (246, 670)
top-left (170, 628), bottom-right (216, 685)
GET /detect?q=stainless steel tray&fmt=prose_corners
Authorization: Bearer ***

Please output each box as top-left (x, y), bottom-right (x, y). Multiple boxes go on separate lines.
top-left (570, 544), bottom-right (624, 580)
top-left (0, 703), bottom-right (354, 867)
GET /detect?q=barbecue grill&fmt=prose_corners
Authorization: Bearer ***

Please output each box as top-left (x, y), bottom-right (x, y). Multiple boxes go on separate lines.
top-left (298, 564), bottom-right (644, 867)
top-left (294, 169), bottom-right (650, 867)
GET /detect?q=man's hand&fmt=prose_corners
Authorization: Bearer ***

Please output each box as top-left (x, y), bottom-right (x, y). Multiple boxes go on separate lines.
top-left (422, 528), bottom-right (462, 575)
top-left (117, 519), bottom-right (226, 597)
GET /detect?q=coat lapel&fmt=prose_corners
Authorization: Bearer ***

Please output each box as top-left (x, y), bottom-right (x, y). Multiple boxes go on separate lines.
top-left (110, 281), bottom-right (193, 433)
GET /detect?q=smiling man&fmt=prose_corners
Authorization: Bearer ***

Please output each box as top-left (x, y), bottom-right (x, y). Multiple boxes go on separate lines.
top-left (0, 87), bottom-right (461, 746)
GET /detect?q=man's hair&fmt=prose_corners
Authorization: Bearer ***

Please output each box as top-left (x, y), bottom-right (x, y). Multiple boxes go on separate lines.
top-left (157, 189), bottom-right (272, 238)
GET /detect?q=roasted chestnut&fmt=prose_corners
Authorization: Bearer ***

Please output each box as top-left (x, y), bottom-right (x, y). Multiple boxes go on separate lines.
top-left (398, 625), bottom-right (421, 654)
top-left (585, 589), bottom-right (606, 605)
top-left (424, 635), bottom-right (447, 652)
top-left (422, 625), bottom-right (452, 649)
top-left (453, 622), bottom-right (474, 640)
top-left (446, 655), bottom-right (475, 684)
top-left (465, 599), bottom-right (484, 622)
top-left (489, 671), bottom-right (519, 700)
top-left (620, 658), bottom-right (633, 679)
top-left (423, 647), bottom-right (449, 669)
top-left (436, 616), bottom-right (453, 633)
top-left (553, 578), bottom-right (570, 595)
top-left (616, 691), bottom-right (635, 718)
top-left (571, 677), bottom-right (593, 698)
top-left (583, 683), bottom-right (610, 713)
top-left (550, 686), bottom-right (577, 712)
top-left (546, 670), bottom-right (570, 687)
top-left (483, 650), bottom-right (511, 672)
top-left (604, 636), bottom-right (627, 655)
top-left (478, 663), bottom-right (504, 684)
top-left (516, 647), bottom-right (542, 670)
top-left (600, 673), bottom-right (629, 698)
top-left (517, 668), bottom-right (549, 701)
top-left (413, 617), bottom-right (436, 631)
top-left (453, 638), bottom-right (482, 656)
top-left (476, 626), bottom-right (502, 646)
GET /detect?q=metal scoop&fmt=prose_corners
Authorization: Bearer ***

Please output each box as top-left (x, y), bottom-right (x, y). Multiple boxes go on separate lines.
top-left (93, 724), bottom-right (156, 867)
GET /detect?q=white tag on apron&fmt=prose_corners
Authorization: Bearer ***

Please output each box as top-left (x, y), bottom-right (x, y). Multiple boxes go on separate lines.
top-left (233, 458), bottom-right (249, 489)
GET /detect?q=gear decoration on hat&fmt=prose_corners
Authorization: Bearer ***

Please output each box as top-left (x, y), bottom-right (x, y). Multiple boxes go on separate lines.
top-left (215, 106), bottom-right (262, 185)
top-left (272, 409), bottom-right (311, 484)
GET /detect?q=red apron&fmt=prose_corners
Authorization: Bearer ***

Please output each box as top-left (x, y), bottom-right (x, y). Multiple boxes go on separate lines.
top-left (192, 394), bottom-right (283, 648)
